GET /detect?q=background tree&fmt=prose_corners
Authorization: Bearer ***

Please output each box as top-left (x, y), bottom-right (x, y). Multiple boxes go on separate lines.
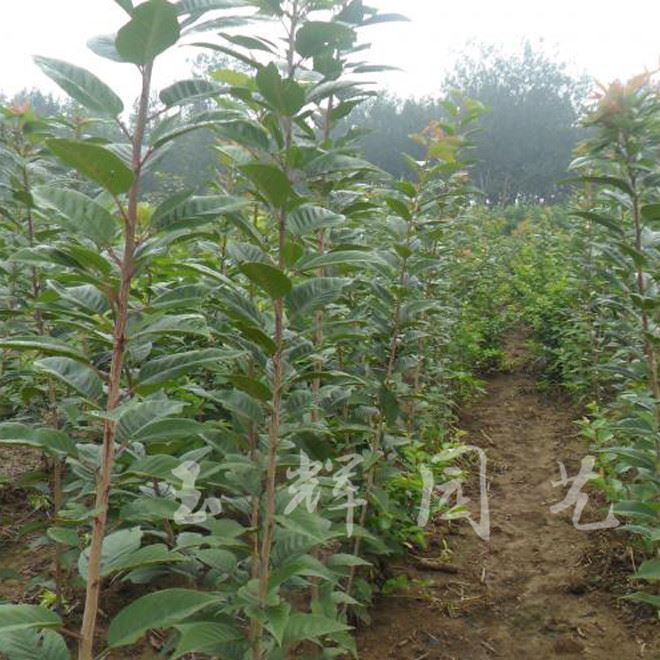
top-left (444, 41), bottom-right (591, 204)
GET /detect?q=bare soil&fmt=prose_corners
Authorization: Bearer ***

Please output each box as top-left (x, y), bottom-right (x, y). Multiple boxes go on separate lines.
top-left (356, 336), bottom-right (659, 659)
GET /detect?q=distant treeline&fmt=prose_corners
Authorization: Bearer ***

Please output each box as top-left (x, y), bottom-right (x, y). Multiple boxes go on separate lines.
top-left (2, 41), bottom-right (592, 205)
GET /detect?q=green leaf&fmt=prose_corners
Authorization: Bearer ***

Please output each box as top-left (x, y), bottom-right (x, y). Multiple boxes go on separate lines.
top-left (0, 335), bottom-right (88, 362)
top-left (633, 559), bottom-right (660, 582)
top-left (128, 418), bottom-right (206, 445)
top-left (46, 139), bottom-right (134, 195)
top-left (239, 262), bottom-right (292, 298)
top-left (283, 613), bottom-right (351, 642)
top-left (47, 527), bottom-right (79, 547)
top-left (287, 205), bottom-right (345, 236)
top-left (195, 548), bottom-right (237, 572)
top-left (362, 12), bottom-right (409, 25)
top-left (131, 314), bottom-right (209, 339)
top-left (115, 399), bottom-right (185, 444)
top-left (34, 357), bottom-right (104, 402)
top-left (295, 21), bottom-right (355, 58)
top-left (240, 163), bottom-right (294, 208)
top-left (114, 0), bottom-right (134, 14)
top-left (641, 203), bottom-right (660, 223)
top-left (0, 424), bottom-right (76, 458)
top-left (565, 175), bottom-right (634, 197)
top-left (78, 527), bottom-right (142, 580)
top-left (87, 34), bottom-right (124, 62)
top-left (286, 277), bottom-right (350, 316)
top-left (177, 0), bottom-right (247, 14)
top-left (151, 194), bottom-right (248, 228)
top-left (0, 629), bottom-right (70, 660)
top-left (571, 211), bottom-right (623, 236)
top-left (116, 0), bottom-right (181, 65)
top-left (107, 589), bottom-right (222, 647)
top-left (160, 79), bottom-right (224, 107)
top-left (622, 591), bottom-right (660, 609)
top-left (0, 605), bottom-right (62, 633)
top-left (385, 197), bottom-right (412, 220)
top-left (297, 250), bottom-right (382, 272)
top-left (214, 119), bottom-right (271, 151)
top-left (34, 56), bottom-right (124, 117)
top-left (214, 390), bottom-right (264, 423)
top-left (137, 349), bottom-right (226, 386)
top-left (172, 621), bottom-right (242, 659)
top-left (256, 63), bottom-right (305, 116)
top-left (263, 602), bottom-right (290, 646)
top-left (226, 375), bottom-right (271, 401)
top-left (34, 187), bottom-right (119, 245)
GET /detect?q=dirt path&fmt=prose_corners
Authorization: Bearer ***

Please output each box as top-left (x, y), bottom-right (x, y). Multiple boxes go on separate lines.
top-left (356, 338), bottom-right (658, 659)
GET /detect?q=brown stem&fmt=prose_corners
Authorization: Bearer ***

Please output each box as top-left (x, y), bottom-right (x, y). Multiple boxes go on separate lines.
top-left (77, 62), bottom-right (153, 660)
top-left (254, 210), bottom-right (286, 659)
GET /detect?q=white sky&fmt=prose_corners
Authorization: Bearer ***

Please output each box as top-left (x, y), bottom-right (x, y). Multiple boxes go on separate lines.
top-left (1, 0), bottom-right (659, 103)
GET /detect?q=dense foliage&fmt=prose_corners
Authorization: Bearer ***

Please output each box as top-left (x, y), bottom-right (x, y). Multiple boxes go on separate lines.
top-left (0, 3), bottom-right (657, 658)
top-left (0, 2), bottom-right (501, 657)
top-left (497, 74), bottom-right (660, 609)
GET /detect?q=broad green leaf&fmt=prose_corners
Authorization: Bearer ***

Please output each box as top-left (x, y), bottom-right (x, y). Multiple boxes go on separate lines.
top-left (0, 605), bottom-right (62, 633)
top-left (160, 79), bottom-right (225, 107)
top-left (571, 211), bottom-right (623, 236)
top-left (362, 12), bottom-right (408, 25)
top-left (195, 548), bottom-right (237, 572)
top-left (107, 589), bottom-right (222, 647)
top-left (131, 313), bottom-right (209, 339)
top-left (115, 399), bottom-right (185, 444)
top-left (215, 390), bottom-right (263, 423)
top-left (283, 613), bottom-right (351, 642)
top-left (297, 250), bottom-right (382, 272)
top-left (294, 21), bottom-right (355, 58)
top-left (564, 175), bottom-right (634, 197)
top-left (125, 454), bottom-right (182, 480)
top-left (172, 621), bottom-right (242, 659)
top-left (87, 34), bottom-right (124, 62)
top-left (0, 629), bottom-right (70, 660)
top-left (641, 203), bottom-right (660, 223)
top-left (34, 56), bottom-right (123, 116)
top-left (288, 205), bottom-right (345, 236)
top-left (152, 194), bottom-right (248, 228)
top-left (239, 262), bottom-right (292, 298)
top-left (262, 602), bottom-right (290, 646)
top-left (285, 277), bottom-right (350, 316)
top-left (633, 559), bottom-right (660, 582)
top-left (228, 241), bottom-right (271, 264)
top-left (116, 0), bottom-right (181, 65)
top-left (227, 375), bottom-right (271, 401)
top-left (176, 0), bottom-right (247, 14)
top-left (47, 527), bottom-right (79, 547)
top-left (622, 591), bottom-right (660, 609)
top-left (114, 0), bottom-right (134, 14)
top-left (0, 424), bottom-right (76, 458)
top-left (34, 187), bottom-right (118, 245)
top-left (214, 119), bottom-right (271, 151)
top-left (49, 283), bottom-right (110, 315)
top-left (268, 555), bottom-right (334, 589)
top-left (34, 357), bottom-right (104, 402)
top-left (240, 163), bottom-right (294, 208)
top-left (78, 527), bottom-right (142, 580)
top-left (46, 139), bottom-right (134, 195)
top-left (385, 197), bottom-right (412, 220)
top-left (137, 348), bottom-right (226, 386)
top-left (129, 418), bottom-right (207, 444)
top-left (0, 336), bottom-right (88, 362)
top-left (255, 63), bottom-right (305, 116)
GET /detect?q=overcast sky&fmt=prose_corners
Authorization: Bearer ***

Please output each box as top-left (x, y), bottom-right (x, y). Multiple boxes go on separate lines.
top-left (1, 0), bottom-right (658, 103)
